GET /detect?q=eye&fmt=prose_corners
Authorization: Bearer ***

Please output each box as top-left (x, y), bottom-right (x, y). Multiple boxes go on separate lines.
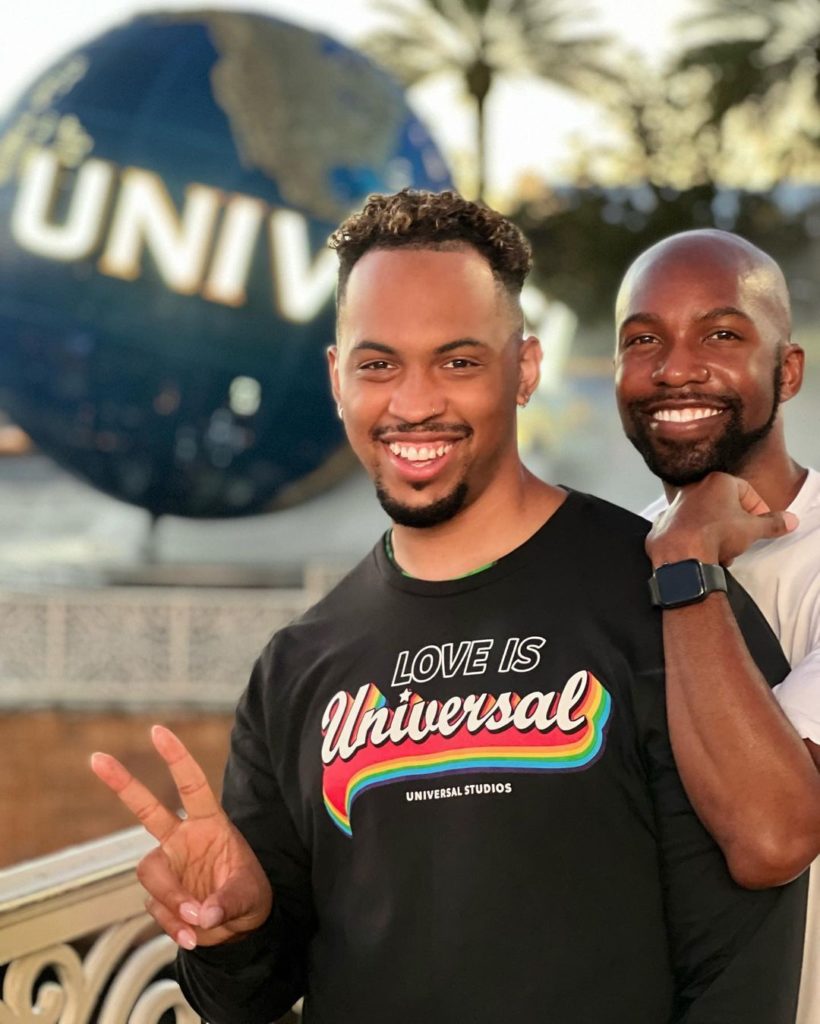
top-left (621, 333), bottom-right (658, 349)
top-left (357, 359), bottom-right (394, 372)
top-left (443, 356), bottom-right (480, 370)
top-left (707, 329), bottom-right (740, 342)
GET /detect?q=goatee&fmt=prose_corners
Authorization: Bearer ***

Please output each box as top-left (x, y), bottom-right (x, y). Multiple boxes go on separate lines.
top-left (376, 482), bottom-right (469, 528)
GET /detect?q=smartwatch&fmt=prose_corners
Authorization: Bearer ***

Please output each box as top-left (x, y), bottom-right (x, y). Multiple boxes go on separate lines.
top-left (648, 558), bottom-right (727, 609)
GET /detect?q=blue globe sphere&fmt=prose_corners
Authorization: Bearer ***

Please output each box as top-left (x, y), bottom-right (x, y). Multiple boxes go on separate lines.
top-left (0, 11), bottom-right (451, 517)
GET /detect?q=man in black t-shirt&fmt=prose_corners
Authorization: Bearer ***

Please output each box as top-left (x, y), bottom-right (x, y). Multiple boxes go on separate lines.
top-left (92, 190), bottom-right (806, 1023)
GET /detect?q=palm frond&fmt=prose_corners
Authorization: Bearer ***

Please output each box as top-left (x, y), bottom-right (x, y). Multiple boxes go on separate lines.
top-left (361, 0), bottom-right (621, 197)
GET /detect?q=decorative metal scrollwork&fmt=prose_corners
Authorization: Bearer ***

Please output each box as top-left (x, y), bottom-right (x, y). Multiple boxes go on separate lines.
top-left (0, 914), bottom-right (198, 1024)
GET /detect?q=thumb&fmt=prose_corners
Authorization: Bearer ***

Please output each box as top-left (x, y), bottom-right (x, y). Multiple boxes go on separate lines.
top-left (756, 509), bottom-right (799, 539)
top-left (199, 871), bottom-right (271, 933)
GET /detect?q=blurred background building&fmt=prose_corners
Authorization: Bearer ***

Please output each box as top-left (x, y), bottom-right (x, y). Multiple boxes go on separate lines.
top-left (0, 3), bottom-right (818, 1016)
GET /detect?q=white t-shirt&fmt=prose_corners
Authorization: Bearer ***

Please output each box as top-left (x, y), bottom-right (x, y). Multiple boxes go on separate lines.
top-left (642, 467), bottom-right (820, 1024)
top-left (642, 468), bottom-right (820, 738)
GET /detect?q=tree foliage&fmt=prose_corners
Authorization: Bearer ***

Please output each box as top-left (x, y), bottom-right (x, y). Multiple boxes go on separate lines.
top-left (361, 0), bottom-right (820, 340)
top-left (674, 0), bottom-right (820, 173)
top-left (513, 184), bottom-right (820, 337)
top-left (363, 0), bottom-right (615, 199)
top-left (678, 0), bottom-right (820, 111)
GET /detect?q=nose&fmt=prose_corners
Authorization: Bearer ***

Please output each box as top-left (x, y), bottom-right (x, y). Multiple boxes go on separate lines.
top-left (387, 367), bottom-right (446, 425)
top-left (650, 345), bottom-right (710, 387)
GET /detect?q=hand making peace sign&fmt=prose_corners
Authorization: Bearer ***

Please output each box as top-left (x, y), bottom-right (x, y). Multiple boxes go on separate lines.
top-left (91, 725), bottom-right (273, 950)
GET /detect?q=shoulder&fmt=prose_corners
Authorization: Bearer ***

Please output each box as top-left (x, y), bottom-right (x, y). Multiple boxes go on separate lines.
top-left (799, 466), bottom-right (820, 508)
top-left (794, 467), bottom-right (820, 534)
top-left (564, 488), bottom-right (651, 555)
top-left (558, 490), bottom-right (660, 616)
top-left (232, 544), bottom-right (386, 725)
top-left (734, 468), bottom-right (820, 584)
top-left (298, 545), bottom-right (383, 626)
top-left (250, 541), bottom-right (384, 680)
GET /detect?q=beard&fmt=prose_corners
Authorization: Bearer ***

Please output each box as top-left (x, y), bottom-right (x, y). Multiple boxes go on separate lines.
top-left (622, 365), bottom-right (782, 487)
top-left (376, 480), bottom-right (469, 528)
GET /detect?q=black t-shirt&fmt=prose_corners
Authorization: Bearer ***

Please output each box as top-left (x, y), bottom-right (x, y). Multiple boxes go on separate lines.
top-left (178, 490), bottom-right (806, 1024)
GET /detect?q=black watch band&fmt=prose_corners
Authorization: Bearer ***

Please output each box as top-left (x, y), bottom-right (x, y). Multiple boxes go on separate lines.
top-left (648, 558), bottom-right (727, 609)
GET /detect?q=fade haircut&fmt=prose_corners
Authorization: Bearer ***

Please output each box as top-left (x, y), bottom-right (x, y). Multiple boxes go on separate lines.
top-left (329, 188), bottom-right (533, 306)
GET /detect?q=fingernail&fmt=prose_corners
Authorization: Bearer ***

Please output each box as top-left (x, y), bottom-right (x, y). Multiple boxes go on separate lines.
top-left (177, 928), bottom-right (197, 950)
top-left (784, 511), bottom-right (799, 531)
top-left (180, 902), bottom-right (200, 924)
top-left (200, 906), bottom-right (225, 929)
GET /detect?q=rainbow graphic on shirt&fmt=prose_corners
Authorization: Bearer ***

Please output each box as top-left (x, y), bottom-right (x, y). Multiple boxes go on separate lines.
top-left (321, 669), bottom-right (612, 836)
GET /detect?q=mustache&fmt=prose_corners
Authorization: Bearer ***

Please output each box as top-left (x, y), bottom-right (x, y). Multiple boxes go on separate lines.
top-left (371, 421), bottom-right (473, 440)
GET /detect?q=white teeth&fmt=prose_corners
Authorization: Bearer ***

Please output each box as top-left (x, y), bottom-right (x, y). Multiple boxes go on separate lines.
top-left (653, 407), bottom-right (721, 423)
top-left (388, 441), bottom-right (453, 462)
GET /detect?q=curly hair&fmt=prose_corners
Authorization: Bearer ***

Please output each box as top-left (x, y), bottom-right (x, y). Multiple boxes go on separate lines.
top-left (329, 188), bottom-right (532, 301)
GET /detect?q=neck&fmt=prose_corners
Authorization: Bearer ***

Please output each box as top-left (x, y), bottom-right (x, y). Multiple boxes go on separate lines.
top-left (390, 463), bottom-right (565, 581)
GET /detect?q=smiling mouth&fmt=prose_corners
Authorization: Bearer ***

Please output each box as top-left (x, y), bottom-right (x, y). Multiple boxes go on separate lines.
top-left (387, 441), bottom-right (454, 465)
top-left (651, 407), bottom-right (725, 423)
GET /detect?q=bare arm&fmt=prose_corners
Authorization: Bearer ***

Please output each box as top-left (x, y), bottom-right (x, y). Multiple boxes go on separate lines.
top-left (647, 473), bottom-right (820, 888)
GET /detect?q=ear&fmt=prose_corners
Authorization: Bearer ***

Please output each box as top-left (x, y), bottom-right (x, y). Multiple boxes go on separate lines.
top-left (327, 345), bottom-right (341, 406)
top-left (517, 335), bottom-right (542, 405)
top-left (779, 343), bottom-right (804, 403)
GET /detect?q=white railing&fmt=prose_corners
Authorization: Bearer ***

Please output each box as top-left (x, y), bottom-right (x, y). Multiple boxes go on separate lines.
top-left (0, 570), bottom-right (347, 1019)
top-left (0, 827), bottom-right (197, 1023)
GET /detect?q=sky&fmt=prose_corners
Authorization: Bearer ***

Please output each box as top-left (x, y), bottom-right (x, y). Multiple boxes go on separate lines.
top-left (0, 0), bottom-right (696, 199)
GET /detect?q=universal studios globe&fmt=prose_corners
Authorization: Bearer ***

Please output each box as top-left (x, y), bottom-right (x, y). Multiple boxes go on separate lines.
top-left (0, 11), bottom-right (451, 517)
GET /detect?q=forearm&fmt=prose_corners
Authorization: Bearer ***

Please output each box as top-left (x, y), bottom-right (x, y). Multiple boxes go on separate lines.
top-left (181, 648), bottom-right (314, 1022)
top-left (663, 595), bottom-right (820, 886)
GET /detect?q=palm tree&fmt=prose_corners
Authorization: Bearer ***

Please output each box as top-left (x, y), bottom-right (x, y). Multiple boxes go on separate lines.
top-left (364, 0), bottom-right (615, 201)
top-left (567, 58), bottom-right (721, 191)
top-left (677, 0), bottom-right (820, 125)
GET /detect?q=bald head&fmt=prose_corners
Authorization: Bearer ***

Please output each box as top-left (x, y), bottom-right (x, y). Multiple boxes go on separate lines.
top-left (613, 228), bottom-right (804, 489)
top-left (616, 229), bottom-right (791, 346)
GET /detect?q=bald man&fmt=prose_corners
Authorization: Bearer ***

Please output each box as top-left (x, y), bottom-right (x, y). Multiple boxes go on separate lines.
top-left (614, 228), bottom-right (820, 1023)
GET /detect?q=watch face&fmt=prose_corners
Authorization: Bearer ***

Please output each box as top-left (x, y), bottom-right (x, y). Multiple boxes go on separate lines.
top-left (656, 559), bottom-right (705, 606)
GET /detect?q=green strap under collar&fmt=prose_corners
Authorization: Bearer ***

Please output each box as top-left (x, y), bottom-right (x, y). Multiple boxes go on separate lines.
top-left (384, 530), bottom-right (496, 580)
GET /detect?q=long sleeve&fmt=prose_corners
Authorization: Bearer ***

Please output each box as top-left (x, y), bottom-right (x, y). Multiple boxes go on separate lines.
top-left (640, 580), bottom-right (807, 1023)
top-left (177, 646), bottom-right (316, 1024)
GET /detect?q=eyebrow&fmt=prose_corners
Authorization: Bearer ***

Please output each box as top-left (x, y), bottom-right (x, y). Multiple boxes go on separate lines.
top-left (696, 306), bottom-right (752, 323)
top-left (350, 338), bottom-right (489, 355)
top-left (618, 306), bottom-right (753, 332)
top-left (350, 341), bottom-right (396, 355)
top-left (618, 312), bottom-right (662, 332)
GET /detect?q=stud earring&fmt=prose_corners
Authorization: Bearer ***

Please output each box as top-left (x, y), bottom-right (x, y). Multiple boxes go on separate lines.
top-left (337, 404), bottom-right (344, 420)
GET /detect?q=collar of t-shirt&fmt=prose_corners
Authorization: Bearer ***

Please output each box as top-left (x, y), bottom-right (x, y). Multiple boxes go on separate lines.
top-left (383, 529), bottom-right (496, 580)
